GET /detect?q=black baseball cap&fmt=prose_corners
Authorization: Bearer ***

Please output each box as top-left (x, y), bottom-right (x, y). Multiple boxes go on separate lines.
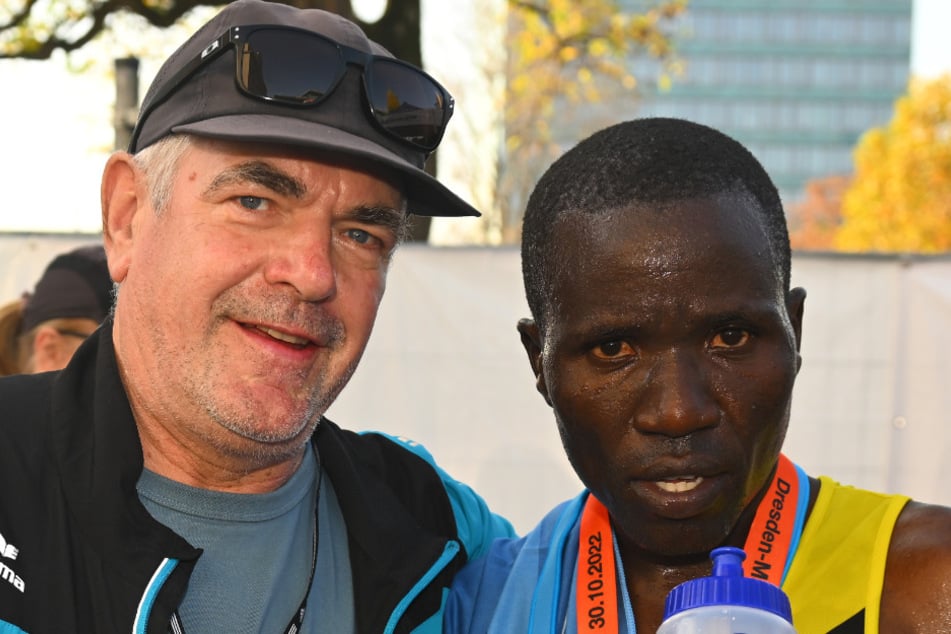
top-left (129, 0), bottom-right (479, 218)
top-left (21, 245), bottom-right (113, 333)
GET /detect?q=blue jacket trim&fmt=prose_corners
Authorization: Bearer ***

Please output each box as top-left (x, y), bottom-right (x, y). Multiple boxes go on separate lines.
top-left (134, 558), bottom-right (178, 634)
top-left (408, 588), bottom-right (449, 634)
top-left (782, 462), bottom-right (811, 586)
top-left (386, 542), bottom-right (460, 634)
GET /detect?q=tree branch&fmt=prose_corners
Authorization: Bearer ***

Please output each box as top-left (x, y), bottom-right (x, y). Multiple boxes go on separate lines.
top-left (1, 0), bottom-right (231, 59)
top-left (0, 0), bottom-right (36, 31)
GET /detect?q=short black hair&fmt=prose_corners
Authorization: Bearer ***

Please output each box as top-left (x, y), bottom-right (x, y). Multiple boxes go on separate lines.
top-left (521, 117), bottom-right (790, 328)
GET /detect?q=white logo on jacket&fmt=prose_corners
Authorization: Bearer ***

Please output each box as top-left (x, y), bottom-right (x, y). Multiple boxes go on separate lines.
top-left (0, 532), bottom-right (18, 560)
top-left (0, 531), bottom-right (25, 592)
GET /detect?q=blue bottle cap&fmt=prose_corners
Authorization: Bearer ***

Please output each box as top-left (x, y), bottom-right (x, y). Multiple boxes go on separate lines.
top-left (662, 547), bottom-right (793, 623)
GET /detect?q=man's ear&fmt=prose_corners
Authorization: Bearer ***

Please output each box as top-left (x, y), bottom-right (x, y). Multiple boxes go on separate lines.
top-left (517, 318), bottom-right (552, 406)
top-left (101, 152), bottom-right (145, 284)
top-left (787, 287), bottom-right (807, 371)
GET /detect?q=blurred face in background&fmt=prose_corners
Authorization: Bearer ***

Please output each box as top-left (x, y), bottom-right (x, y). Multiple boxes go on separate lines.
top-left (28, 318), bottom-right (100, 373)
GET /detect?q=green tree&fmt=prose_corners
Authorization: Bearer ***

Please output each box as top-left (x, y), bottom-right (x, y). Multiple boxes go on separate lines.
top-left (837, 74), bottom-right (951, 253)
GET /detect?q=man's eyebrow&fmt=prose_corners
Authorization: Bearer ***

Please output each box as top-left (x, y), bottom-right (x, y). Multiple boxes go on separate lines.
top-left (204, 160), bottom-right (307, 199)
top-left (349, 204), bottom-right (408, 238)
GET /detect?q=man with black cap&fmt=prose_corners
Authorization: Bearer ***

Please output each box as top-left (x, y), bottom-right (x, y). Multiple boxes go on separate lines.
top-left (0, 2), bottom-right (513, 632)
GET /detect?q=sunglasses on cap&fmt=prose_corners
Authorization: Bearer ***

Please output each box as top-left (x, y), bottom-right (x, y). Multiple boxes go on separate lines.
top-left (129, 24), bottom-right (455, 154)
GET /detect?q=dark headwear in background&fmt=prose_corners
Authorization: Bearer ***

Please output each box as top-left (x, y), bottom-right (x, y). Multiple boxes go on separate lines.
top-left (129, 0), bottom-right (479, 218)
top-left (21, 245), bottom-right (113, 333)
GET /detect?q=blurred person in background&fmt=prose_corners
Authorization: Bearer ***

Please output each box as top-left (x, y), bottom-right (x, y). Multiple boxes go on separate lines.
top-left (0, 244), bottom-right (112, 376)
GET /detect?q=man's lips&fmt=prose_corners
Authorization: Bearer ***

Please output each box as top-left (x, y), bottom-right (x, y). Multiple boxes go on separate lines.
top-left (625, 453), bottom-right (733, 518)
top-left (239, 321), bottom-right (326, 350)
top-left (628, 465), bottom-right (730, 520)
top-left (636, 452), bottom-right (726, 486)
top-left (250, 324), bottom-right (312, 348)
top-left (654, 476), bottom-right (705, 493)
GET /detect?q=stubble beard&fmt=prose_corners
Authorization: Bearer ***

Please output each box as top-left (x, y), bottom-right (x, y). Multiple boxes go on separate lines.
top-left (198, 355), bottom-right (358, 461)
top-left (174, 288), bottom-right (357, 463)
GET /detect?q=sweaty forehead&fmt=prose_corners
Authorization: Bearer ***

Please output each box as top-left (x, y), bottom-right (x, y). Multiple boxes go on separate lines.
top-left (535, 196), bottom-right (787, 340)
top-left (544, 194), bottom-right (780, 304)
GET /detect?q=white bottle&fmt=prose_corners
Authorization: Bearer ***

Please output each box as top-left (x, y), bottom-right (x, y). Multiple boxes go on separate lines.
top-left (656, 546), bottom-right (797, 634)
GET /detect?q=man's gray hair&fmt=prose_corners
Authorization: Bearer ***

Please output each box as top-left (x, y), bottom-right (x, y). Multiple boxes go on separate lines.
top-left (132, 135), bottom-right (192, 214)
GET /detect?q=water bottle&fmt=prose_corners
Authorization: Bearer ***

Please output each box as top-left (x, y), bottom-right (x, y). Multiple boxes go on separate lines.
top-left (656, 546), bottom-right (796, 633)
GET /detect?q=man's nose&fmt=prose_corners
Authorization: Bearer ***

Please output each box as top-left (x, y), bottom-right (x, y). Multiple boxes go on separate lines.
top-left (263, 223), bottom-right (337, 302)
top-left (631, 350), bottom-right (719, 437)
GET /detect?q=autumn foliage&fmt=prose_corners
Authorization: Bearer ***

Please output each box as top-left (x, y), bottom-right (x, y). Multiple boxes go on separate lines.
top-left (506, 0), bottom-right (684, 144)
top-left (788, 175), bottom-right (851, 252)
top-left (836, 74), bottom-right (951, 253)
top-left (497, 0), bottom-right (686, 241)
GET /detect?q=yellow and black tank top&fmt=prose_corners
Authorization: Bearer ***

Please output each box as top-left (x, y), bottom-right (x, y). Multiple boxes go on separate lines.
top-left (782, 476), bottom-right (909, 633)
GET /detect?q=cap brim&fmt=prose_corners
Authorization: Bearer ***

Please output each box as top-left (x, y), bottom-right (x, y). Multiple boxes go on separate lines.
top-left (172, 114), bottom-right (480, 217)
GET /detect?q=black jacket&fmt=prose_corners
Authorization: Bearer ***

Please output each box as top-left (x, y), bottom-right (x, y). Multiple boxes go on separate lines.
top-left (0, 321), bottom-right (511, 633)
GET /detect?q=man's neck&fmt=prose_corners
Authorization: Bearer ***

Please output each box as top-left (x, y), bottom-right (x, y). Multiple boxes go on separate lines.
top-left (135, 412), bottom-right (308, 494)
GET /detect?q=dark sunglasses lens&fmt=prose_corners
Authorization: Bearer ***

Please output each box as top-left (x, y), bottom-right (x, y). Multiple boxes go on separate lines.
top-left (366, 59), bottom-right (448, 149)
top-left (239, 29), bottom-right (343, 104)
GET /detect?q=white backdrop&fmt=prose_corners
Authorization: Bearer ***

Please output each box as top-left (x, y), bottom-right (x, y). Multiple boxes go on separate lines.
top-left (2, 234), bottom-right (949, 533)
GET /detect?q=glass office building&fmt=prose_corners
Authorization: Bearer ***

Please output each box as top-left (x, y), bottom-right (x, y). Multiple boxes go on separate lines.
top-left (580, 0), bottom-right (913, 208)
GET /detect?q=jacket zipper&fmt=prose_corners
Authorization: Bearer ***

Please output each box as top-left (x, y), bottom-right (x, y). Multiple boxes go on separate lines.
top-left (383, 541), bottom-right (460, 634)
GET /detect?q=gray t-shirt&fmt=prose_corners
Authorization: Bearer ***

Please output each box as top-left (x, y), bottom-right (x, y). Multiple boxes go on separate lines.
top-left (137, 444), bottom-right (354, 633)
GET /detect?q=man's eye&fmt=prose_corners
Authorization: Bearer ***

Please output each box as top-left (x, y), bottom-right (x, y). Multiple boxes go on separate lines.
top-left (346, 228), bottom-right (377, 246)
top-left (592, 341), bottom-right (635, 360)
top-left (711, 328), bottom-right (750, 349)
top-left (238, 196), bottom-right (269, 211)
